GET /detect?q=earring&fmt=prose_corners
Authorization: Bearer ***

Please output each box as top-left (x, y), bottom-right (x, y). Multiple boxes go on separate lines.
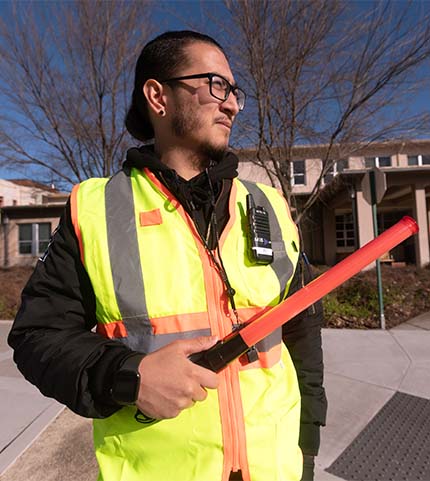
top-left (159, 110), bottom-right (165, 116)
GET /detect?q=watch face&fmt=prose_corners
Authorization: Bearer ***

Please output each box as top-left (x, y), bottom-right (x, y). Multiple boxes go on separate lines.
top-left (111, 366), bottom-right (140, 405)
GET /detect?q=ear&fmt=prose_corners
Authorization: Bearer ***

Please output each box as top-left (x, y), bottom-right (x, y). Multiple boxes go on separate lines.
top-left (143, 79), bottom-right (167, 116)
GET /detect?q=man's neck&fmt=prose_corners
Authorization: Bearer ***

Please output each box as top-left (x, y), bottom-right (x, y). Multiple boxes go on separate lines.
top-left (154, 143), bottom-right (209, 181)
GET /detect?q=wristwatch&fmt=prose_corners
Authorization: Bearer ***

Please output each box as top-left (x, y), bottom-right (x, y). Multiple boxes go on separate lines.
top-left (110, 353), bottom-right (144, 405)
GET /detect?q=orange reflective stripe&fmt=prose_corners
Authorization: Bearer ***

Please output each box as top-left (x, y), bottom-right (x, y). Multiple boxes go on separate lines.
top-left (70, 184), bottom-right (85, 267)
top-left (236, 306), bottom-right (272, 324)
top-left (144, 169), bottom-right (201, 244)
top-left (219, 181), bottom-right (237, 249)
top-left (151, 311), bottom-right (210, 334)
top-left (145, 170), bottom-right (246, 477)
top-left (97, 320), bottom-right (128, 338)
top-left (230, 363), bottom-right (251, 481)
top-left (280, 190), bottom-right (298, 234)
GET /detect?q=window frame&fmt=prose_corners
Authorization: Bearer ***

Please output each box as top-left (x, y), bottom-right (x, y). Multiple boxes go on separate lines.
top-left (323, 159), bottom-right (348, 185)
top-left (18, 222), bottom-right (51, 256)
top-left (291, 160), bottom-right (306, 186)
top-left (335, 213), bottom-right (356, 252)
top-left (365, 156), bottom-right (392, 168)
top-left (408, 154), bottom-right (430, 166)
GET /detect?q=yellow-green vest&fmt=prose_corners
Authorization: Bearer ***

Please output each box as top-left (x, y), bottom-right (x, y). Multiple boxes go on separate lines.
top-left (71, 167), bottom-right (303, 481)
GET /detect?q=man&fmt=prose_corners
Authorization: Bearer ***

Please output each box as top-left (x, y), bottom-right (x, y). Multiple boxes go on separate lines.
top-left (8, 31), bottom-right (326, 481)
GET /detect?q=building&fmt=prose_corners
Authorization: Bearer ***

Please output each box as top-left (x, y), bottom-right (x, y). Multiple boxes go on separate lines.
top-left (238, 139), bottom-right (430, 268)
top-left (2, 138), bottom-right (430, 269)
top-left (0, 180), bottom-right (68, 267)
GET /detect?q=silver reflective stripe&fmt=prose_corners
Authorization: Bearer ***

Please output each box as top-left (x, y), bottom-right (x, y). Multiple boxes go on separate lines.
top-left (120, 327), bottom-right (212, 353)
top-left (119, 324), bottom-right (275, 354)
top-left (105, 171), bottom-right (153, 349)
top-left (240, 180), bottom-right (294, 301)
top-left (256, 327), bottom-right (281, 353)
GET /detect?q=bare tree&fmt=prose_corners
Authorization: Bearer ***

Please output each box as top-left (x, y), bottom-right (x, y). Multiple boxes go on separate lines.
top-left (222, 0), bottom-right (430, 223)
top-left (0, 1), bottom-right (153, 186)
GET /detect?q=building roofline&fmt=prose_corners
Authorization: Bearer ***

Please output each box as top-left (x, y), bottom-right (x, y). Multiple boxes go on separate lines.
top-left (6, 178), bottom-right (62, 193)
top-left (236, 138), bottom-right (430, 161)
top-left (1, 203), bottom-right (66, 213)
top-left (341, 166), bottom-right (430, 175)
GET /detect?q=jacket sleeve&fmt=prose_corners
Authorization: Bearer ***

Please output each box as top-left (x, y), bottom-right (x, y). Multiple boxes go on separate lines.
top-left (7, 200), bottom-right (133, 418)
top-left (282, 255), bottom-right (328, 456)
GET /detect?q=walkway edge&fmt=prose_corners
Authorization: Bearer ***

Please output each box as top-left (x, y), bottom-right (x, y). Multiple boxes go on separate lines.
top-left (0, 403), bottom-right (65, 476)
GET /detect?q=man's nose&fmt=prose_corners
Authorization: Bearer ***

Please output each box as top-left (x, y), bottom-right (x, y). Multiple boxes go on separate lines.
top-left (220, 90), bottom-right (240, 116)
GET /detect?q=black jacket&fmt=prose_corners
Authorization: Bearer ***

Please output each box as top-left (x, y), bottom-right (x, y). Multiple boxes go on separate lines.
top-left (8, 148), bottom-right (327, 456)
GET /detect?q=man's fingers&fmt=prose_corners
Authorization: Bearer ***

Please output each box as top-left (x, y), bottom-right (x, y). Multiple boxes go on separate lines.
top-left (180, 335), bottom-right (219, 356)
top-left (192, 386), bottom-right (209, 403)
top-left (195, 367), bottom-right (219, 389)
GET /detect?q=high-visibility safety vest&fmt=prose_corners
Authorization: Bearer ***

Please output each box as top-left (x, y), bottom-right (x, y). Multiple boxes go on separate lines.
top-left (71, 167), bottom-right (303, 481)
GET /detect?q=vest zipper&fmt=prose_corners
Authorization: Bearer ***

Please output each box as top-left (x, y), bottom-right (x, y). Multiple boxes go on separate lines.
top-left (207, 250), bottom-right (243, 476)
top-left (147, 171), bottom-right (249, 478)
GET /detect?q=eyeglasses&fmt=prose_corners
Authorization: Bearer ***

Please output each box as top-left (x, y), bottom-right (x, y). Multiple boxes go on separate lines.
top-left (160, 72), bottom-right (246, 111)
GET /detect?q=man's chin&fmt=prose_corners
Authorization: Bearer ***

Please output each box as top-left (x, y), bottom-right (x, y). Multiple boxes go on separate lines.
top-left (200, 143), bottom-right (229, 164)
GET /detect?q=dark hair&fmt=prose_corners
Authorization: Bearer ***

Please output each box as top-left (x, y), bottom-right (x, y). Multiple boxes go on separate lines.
top-left (125, 30), bottom-right (225, 142)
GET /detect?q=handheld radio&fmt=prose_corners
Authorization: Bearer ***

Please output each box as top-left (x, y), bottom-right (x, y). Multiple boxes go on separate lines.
top-left (246, 194), bottom-right (273, 264)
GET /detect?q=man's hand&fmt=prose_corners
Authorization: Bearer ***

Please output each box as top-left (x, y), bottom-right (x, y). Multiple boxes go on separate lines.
top-left (136, 336), bottom-right (219, 419)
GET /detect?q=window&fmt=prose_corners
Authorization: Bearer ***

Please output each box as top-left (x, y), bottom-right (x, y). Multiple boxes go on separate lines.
top-left (378, 156), bottom-right (391, 167)
top-left (337, 159), bottom-right (348, 172)
top-left (365, 156), bottom-right (391, 168)
top-left (365, 157), bottom-right (376, 168)
top-left (18, 223), bottom-right (51, 255)
top-left (408, 155), bottom-right (430, 166)
top-left (323, 164), bottom-right (336, 184)
top-left (336, 214), bottom-right (355, 248)
top-left (291, 160), bottom-right (306, 185)
top-left (323, 159), bottom-right (348, 184)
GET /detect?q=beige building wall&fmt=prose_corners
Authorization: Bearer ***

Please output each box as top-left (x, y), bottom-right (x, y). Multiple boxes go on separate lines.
top-left (237, 162), bottom-right (279, 188)
top-left (0, 179), bottom-right (52, 206)
top-left (0, 225), bottom-right (4, 267)
top-left (348, 157), bottom-right (365, 169)
top-left (2, 216), bottom-right (60, 267)
top-left (397, 154), bottom-right (409, 167)
top-left (237, 159), bottom-right (323, 195)
top-left (412, 186), bottom-right (430, 267)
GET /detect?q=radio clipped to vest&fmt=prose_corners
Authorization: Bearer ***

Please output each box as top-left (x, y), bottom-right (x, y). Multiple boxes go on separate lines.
top-left (246, 194), bottom-right (273, 265)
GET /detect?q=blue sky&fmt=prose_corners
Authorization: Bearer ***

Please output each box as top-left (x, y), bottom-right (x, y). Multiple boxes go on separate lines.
top-left (0, 0), bottom-right (429, 181)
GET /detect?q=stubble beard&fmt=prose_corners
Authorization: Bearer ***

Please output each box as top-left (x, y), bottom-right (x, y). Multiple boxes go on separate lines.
top-left (171, 105), bottom-right (228, 168)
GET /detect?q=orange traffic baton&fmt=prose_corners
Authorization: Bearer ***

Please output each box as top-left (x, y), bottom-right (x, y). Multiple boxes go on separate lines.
top-left (189, 216), bottom-right (419, 372)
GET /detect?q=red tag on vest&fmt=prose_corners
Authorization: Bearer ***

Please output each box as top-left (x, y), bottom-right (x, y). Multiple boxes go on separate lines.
top-left (139, 209), bottom-right (163, 227)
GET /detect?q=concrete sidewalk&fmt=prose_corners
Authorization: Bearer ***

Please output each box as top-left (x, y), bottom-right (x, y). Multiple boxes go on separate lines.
top-left (0, 321), bottom-right (64, 478)
top-left (1, 315), bottom-right (430, 480)
top-left (316, 313), bottom-right (430, 480)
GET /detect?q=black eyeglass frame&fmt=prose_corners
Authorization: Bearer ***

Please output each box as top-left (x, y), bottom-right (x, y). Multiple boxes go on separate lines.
top-left (159, 72), bottom-right (246, 111)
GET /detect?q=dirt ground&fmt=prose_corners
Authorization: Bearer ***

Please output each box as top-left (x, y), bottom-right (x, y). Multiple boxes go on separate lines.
top-left (0, 266), bottom-right (34, 319)
top-left (1, 409), bottom-right (98, 481)
top-left (322, 264), bottom-right (430, 329)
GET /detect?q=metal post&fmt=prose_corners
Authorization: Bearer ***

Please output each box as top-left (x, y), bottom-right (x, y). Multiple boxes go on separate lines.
top-left (348, 183), bottom-right (358, 250)
top-left (369, 170), bottom-right (385, 329)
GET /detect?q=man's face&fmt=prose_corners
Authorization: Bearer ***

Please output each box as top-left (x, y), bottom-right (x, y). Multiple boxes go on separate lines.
top-left (166, 42), bottom-right (240, 162)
